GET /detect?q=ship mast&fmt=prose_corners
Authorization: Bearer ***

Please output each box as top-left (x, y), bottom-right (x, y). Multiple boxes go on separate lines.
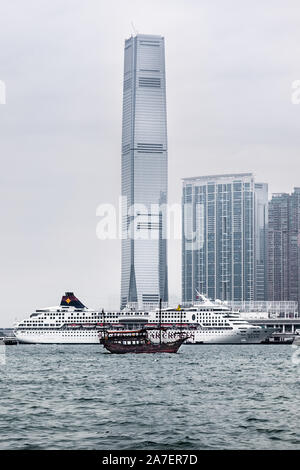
top-left (180, 307), bottom-right (183, 337)
top-left (159, 298), bottom-right (162, 345)
top-left (102, 308), bottom-right (106, 336)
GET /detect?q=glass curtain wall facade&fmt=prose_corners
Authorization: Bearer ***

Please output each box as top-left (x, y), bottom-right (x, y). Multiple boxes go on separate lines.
top-left (268, 188), bottom-right (300, 306)
top-left (182, 173), bottom-right (267, 303)
top-left (120, 34), bottom-right (168, 310)
top-left (268, 193), bottom-right (289, 301)
top-left (254, 183), bottom-right (268, 300)
top-left (289, 188), bottom-right (300, 305)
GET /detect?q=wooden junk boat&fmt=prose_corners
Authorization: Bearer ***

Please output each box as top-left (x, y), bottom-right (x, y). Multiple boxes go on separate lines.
top-left (99, 300), bottom-right (187, 354)
top-left (99, 328), bottom-right (187, 354)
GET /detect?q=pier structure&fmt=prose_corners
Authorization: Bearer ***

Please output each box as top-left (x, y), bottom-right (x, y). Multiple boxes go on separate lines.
top-left (231, 301), bottom-right (300, 340)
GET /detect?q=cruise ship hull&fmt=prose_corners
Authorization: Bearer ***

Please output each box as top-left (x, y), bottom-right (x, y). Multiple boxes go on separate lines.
top-left (15, 327), bottom-right (272, 345)
top-left (189, 330), bottom-right (272, 344)
top-left (14, 330), bottom-right (100, 344)
top-left (149, 328), bottom-right (272, 345)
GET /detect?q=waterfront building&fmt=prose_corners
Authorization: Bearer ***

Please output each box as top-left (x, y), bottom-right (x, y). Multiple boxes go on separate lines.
top-left (254, 183), bottom-right (268, 300)
top-left (120, 34), bottom-right (168, 310)
top-left (268, 193), bottom-right (289, 301)
top-left (226, 300), bottom-right (298, 317)
top-left (288, 188), bottom-right (300, 304)
top-left (182, 173), bottom-right (268, 303)
top-left (268, 188), bottom-right (300, 306)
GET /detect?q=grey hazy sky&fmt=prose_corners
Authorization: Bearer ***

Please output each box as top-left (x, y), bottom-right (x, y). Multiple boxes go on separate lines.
top-left (1, 0), bottom-right (300, 326)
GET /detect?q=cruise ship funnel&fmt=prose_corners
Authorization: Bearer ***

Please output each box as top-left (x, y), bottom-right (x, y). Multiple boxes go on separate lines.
top-left (60, 292), bottom-right (86, 309)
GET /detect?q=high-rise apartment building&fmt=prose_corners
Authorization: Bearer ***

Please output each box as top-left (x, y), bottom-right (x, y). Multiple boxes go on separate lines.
top-left (120, 34), bottom-right (168, 310)
top-left (289, 188), bottom-right (300, 304)
top-left (182, 173), bottom-right (268, 303)
top-left (254, 183), bottom-right (268, 301)
top-left (268, 188), bottom-right (300, 305)
top-left (268, 193), bottom-right (289, 301)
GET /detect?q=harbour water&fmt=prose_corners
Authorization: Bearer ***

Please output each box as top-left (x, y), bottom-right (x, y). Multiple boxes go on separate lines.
top-left (0, 344), bottom-right (299, 450)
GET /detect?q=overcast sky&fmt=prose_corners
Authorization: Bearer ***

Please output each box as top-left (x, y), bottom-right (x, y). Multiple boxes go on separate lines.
top-left (0, 0), bottom-right (300, 326)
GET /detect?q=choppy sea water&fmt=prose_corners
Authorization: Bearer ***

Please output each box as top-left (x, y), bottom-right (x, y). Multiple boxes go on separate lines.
top-left (0, 344), bottom-right (299, 450)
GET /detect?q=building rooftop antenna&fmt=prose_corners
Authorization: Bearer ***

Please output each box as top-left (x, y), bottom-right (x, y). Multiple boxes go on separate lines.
top-left (131, 21), bottom-right (138, 36)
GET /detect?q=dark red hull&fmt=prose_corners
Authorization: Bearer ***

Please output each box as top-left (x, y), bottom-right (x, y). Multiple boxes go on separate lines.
top-left (102, 338), bottom-right (186, 354)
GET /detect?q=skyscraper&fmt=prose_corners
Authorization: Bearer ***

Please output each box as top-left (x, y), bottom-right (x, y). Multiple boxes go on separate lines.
top-left (288, 188), bottom-right (300, 305)
top-left (268, 193), bottom-right (289, 301)
top-left (120, 34), bottom-right (168, 310)
top-left (182, 173), bottom-right (268, 303)
top-left (254, 183), bottom-right (268, 300)
top-left (268, 188), bottom-right (300, 305)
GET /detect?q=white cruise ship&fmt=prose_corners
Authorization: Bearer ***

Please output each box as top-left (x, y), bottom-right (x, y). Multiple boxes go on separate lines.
top-left (14, 292), bottom-right (274, 344)
top-left (13, 293), bottom-right (117, 344)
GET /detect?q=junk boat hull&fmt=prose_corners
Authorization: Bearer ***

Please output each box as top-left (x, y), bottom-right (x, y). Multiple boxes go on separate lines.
top-left (102, 337), bottom-right (186, 354)
top-left (100, 327), bottom-right (187, 354)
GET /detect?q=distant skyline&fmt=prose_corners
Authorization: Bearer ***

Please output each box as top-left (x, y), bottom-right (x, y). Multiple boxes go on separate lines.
top-left (1, 0), bottom-right (300, 326)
